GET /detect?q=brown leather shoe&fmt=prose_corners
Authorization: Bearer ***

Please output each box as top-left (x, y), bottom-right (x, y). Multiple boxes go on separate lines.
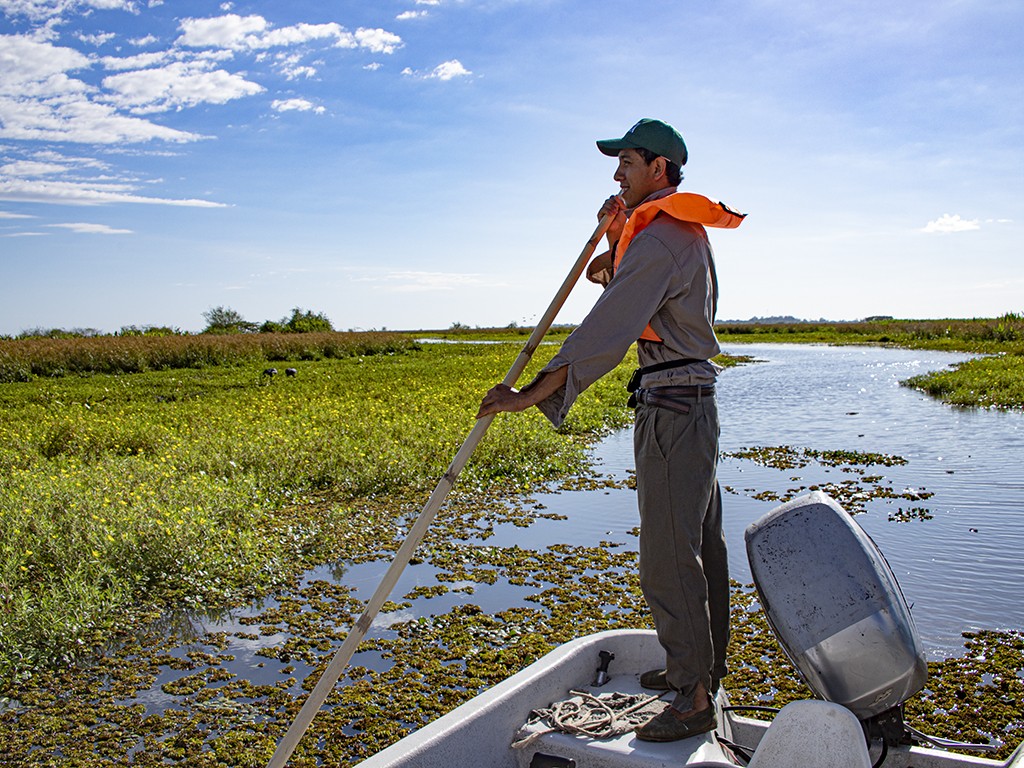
top-left (635, 704), bottom-right (717, 742)
top-left (639, 668), bottom-right (670, 690)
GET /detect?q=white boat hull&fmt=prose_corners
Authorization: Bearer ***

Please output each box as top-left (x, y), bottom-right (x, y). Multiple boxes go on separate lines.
top-left (354, 629), bottom-right (1022, 768)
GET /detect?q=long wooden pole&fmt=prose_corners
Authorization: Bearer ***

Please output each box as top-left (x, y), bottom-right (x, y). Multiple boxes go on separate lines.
top-left (266, 213), bottom-right (614, 768)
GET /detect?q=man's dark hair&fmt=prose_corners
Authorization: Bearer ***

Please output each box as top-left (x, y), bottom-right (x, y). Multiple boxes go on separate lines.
top-left (636, 147), bottom-right (682, 186)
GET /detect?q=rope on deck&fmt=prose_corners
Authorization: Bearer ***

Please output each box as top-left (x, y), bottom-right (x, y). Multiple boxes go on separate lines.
top-left (512, 689), bottom-right (668, 748)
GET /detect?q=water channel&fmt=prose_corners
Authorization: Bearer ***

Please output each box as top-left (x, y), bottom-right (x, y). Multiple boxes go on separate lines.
top-left (143, 343), bottom-right (1024, 710)
top-left (351, 342), bottom-right (1023, 658)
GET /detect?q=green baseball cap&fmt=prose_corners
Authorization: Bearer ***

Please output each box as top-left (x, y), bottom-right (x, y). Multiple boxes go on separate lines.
top-left (596, 118), bottom-right (688, 166)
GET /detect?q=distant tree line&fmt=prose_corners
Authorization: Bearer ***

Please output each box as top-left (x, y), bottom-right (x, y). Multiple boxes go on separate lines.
top-left (201, 306), bottom-right (334, 335)
top-left (6, 307), bottom-right (334, 341)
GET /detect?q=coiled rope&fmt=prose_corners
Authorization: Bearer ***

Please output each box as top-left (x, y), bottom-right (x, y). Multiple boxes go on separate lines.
top-left (512, 689), bottom-right (668, 748)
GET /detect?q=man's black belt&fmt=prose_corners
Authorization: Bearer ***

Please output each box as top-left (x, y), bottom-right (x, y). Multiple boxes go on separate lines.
top-left (626, 358), bottom-right (704, 393)
top-left (629, 384), bottom-right (715, 413)
top-left (626, 357), bottom-right (708, 410)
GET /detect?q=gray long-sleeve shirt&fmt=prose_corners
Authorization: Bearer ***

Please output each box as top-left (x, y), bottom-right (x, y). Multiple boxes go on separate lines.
top-left (535, 190), bottom-right (722, 428)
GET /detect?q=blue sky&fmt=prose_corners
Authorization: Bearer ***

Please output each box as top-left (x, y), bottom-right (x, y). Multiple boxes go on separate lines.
top-left (1, 0), bottom-right (1021, 335)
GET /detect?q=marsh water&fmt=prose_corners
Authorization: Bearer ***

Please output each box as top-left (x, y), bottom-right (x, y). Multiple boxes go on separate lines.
top-left (616, 343), bottom-right (1023, 655)
top-left (138, 343), bottom-right (1024, 712)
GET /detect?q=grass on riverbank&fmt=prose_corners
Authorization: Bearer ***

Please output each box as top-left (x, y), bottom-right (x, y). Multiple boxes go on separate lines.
top-left (716, 313), bottom-right (1024, 352)
top-left (0, 331), bottom-right (414, 383)
top-left (901, 353), bottom-right (1024, 409)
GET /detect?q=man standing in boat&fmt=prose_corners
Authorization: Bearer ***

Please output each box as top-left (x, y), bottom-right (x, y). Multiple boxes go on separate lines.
top-left (477, 118), bottom-right (743, 742)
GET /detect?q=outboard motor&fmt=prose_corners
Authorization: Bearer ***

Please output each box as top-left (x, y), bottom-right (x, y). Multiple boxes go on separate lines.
top-left (745, 492), bottom-right (927, 737)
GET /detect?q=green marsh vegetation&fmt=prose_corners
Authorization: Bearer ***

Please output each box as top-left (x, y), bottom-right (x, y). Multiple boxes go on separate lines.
top-left (0, 331), bottom-right (637, 688)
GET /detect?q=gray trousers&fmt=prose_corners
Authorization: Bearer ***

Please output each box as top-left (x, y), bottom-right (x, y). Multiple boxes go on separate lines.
top-left (634, 393), bottom-right (729, 711)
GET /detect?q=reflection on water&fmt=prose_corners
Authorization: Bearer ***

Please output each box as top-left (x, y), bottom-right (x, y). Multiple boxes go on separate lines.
top-left (605, 344), bottom-right (1023, 656)
top-left (721, 344), bottom-right (1023, 656)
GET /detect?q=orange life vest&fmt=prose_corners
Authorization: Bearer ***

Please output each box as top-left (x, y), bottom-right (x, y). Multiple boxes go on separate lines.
top-left (613, 192), bottom-right (745, 342)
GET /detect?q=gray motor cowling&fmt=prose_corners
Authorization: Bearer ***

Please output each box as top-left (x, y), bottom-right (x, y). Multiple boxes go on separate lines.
top-left (744, 491), bottom-right (927, 721)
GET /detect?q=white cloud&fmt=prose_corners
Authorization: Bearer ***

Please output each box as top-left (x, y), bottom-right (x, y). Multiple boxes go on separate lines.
top-left (271, 98), bottom-right (324, 114)
top-left (101, 60), bottom-right (265, 114)
top-left (283, 65), bottom-right (316, 79)
top-left (262, 22), bottom-right (351, 49)
top-left (0, 177), bottom-right (227, 206)
top-left (87, 0), bottom-right (137, 11)
top-left (0, 211), bottom-right (35, 219)
top-left (921, 213), bottom-right (981, 234)
top-left (0, 0), bottom-right (135, 19)
top-left (1, 159), bottom-right (68, 175)
top-left (175, 14), bottom-right (403, 55)
top-left (28, 151), bottom-right (110, 172)
top-left (402, 59), bottom-right (472, 81)
top-left (0, 5), bottom-right (408, 220)
top-left (397, 11), bottom-right (427, 20)
top-left (0, 93), bottom-right (204, 143)
top-left (0, 0), bottom-right (73, 20)
top-left (352, 28), bottom-right (402, 54)
top-left (274, 53), bottom-right (318, 80)
top-left (100, 50), bottom-right (173, 71)
top-left (432, 59), bottom-right (471, 80)
top-left (48, 222), bottom-right (133, 234)
top-left (176, 14), bottom-right (270, 48)
top-left (77, 31), bottom-right (117, 46)
top-left (0, 34), bottom-right (92, 86)
top-left (0, 34), bottom-right (205, 143)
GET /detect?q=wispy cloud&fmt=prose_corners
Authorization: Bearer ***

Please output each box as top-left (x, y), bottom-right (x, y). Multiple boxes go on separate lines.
top-left (0, 34), bottom-right (207, 143)
top-left (402, 59), bottom-right (471, 81)
top-left (271, 97), bottom-right (324, 114)
top-left (0, 177), bottom-right (228, 206)
top-left (353, 28), bottom-right (403, 54)
top-left (175, 14), bottom-right (403, 54)
top-left (77, 31), bottom-right (117, 46)
top-left (102, 60), bottom-right (265, 114)
top-left (361, 270), bottom-right (492, 293)
top-left (0, 0), bottom-right (130, 21)
top-left (48, 222), bottom-right (133, 234)
top-left (2, 159), bottom-right (68, 176)
top-left (921, 213), bottom-right (981, 234)
top-left (100, 50), bottom-right (174, 71)
top-left (1, 6), bottom-right (405, 213)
